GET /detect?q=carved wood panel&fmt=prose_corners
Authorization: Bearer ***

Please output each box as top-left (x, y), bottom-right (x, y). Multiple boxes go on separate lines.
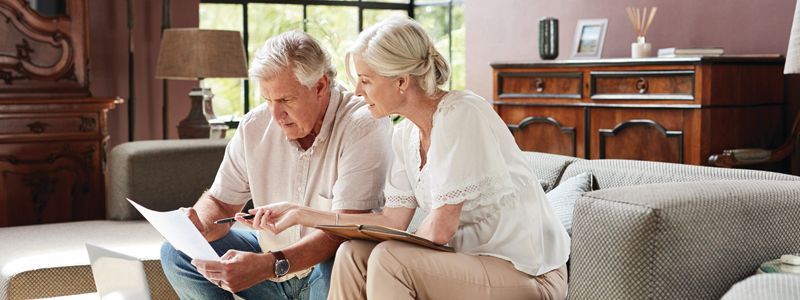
top-left (0, 141), bottom-right (101, 226)
top-left (598, 119), bottom-right (684, 163)
top-left (497, 105), bottom-right (584, 157)
top-left (0, 0), bottom-right (89, 98)
top-left (591, 108), bottom-right (686, 163)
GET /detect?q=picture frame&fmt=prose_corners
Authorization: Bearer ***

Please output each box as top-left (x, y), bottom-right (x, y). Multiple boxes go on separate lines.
top-left (571, 19), bottom-right (608, 59)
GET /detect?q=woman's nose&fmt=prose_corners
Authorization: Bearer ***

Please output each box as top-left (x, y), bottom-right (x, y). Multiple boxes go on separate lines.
top-left (354, 83), bottom-right (364, 97)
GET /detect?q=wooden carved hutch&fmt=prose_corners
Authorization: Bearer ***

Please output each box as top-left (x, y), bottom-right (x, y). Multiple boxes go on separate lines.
top-left (0, 0), bottom-right (119, 226)
top-left (492, 57), bottom-right (786, 165)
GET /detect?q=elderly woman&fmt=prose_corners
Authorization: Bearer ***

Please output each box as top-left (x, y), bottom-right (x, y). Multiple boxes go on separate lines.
top-left (237, 17), bottom-right (570, 299)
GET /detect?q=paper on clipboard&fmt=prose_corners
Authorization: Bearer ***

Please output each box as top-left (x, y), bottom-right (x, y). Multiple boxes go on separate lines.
top-left (127, 198), bottom-right (220, 261)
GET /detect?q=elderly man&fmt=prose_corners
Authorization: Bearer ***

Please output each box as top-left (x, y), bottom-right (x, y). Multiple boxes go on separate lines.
top-left (160, 31), bottom-right (392, 300)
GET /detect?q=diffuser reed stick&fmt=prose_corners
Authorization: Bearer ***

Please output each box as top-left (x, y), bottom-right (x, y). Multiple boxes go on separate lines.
top-left (626, 6), bottom-right (657, 38)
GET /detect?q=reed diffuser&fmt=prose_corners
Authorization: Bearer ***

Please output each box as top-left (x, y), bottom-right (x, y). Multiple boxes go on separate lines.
top-left (626, 7), bottom-right (657, 58)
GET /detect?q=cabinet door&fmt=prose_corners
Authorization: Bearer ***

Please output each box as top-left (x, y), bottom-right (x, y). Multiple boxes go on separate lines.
top-left (590, 108), bottom-right (693, 163)
top-left (0, 141), bottom-right (104, 226)
top-left (496, 105), bottom-right (585, 157)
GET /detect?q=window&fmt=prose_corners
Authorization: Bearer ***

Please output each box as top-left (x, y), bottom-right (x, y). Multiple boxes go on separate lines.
top-left (199, 0), bottom-right (464, 124)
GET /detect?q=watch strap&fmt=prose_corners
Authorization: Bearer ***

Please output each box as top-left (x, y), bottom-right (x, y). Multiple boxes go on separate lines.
top-left (272, 250), bottom-right (286, 261)
top-left (270, 250), bottom-right (289, 278)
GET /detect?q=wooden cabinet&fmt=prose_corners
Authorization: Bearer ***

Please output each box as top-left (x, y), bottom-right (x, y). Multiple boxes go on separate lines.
top-left (492, 57), bottom-right (786, 165)
top-left (0, 0), bottom-right (120, 226)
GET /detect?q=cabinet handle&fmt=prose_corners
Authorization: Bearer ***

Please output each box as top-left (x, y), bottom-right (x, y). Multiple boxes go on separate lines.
top-left (534, 78), bottom-right (545, 93)
top-left (635, 77), bottom-right (649, 94)
top-left (27, 121), bottom-right (49, 134)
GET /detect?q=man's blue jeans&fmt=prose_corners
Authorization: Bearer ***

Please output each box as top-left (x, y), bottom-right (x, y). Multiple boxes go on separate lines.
top-left (160, 229), bottom-right (333, 300)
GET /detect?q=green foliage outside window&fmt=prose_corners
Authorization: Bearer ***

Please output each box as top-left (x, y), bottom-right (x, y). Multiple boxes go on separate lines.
top-left (199, 1), bottom-right (464, 122)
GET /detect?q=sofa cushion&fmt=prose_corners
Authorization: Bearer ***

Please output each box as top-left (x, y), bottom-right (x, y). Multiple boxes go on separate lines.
top-left (108, 139), bottom-right (229, 220)
top-left (560, 159), bottom-right (800, 189)
top-left (568, 180), bottom-right (800, 300)
top-left (522, 151), bottom-right (583, 192)
top-left (721, 273), bottom-right (800, 300)
top-left (546, 172), bottom-right (593, 235)
top-left (0, 221), bottom-right (176, 300)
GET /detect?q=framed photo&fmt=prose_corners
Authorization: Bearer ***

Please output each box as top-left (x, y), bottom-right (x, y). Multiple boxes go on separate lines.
top-left (571, 19), bottom-right (608, 59)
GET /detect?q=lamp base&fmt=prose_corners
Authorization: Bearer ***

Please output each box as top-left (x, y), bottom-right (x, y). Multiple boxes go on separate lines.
top-left (177, 87), bottom-right (216, 139)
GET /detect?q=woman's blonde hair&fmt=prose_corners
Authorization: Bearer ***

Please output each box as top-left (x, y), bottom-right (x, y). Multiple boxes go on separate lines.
top-left (346, 17), bottom-right (450, 97)
top-left (249, 31), bottom-right (336, 89)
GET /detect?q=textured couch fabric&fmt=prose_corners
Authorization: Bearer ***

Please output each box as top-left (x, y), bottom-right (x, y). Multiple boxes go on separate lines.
top-left (568, 180), bottom-right (800, 300)
top-left (108, 139), bottom-right (229, 220)
top-left (560, 158), bottom-right (799, 189)
top-left (522, 151), bottom-right (582, 192)
top-left (0, 139), bottom-right (229, 300)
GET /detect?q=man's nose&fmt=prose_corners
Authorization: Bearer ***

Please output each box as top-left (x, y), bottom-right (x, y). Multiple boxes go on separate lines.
top-left (270, 103), bottom-right (287, 120)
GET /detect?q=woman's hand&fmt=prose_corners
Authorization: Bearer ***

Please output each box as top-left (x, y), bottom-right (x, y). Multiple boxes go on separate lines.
top-left (414, 203), bottom-right (463, 245)
top-left (236, 202), bottom-right (301, 234)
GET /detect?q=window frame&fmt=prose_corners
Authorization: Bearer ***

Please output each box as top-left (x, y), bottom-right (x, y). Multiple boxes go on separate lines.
top-left (199, 0), bottom-right (462, 128)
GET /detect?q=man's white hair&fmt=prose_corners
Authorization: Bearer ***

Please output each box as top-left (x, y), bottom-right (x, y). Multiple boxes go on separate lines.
top-left (249, 31), bottom-right (336, 89)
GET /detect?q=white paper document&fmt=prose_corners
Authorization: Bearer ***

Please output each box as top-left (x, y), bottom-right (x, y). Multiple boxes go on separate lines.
top-left (127, 198), bottom-right (220, 261)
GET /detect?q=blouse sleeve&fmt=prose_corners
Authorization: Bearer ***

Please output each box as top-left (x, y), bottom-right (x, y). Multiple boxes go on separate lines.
top-left (426, 99), bottom-right (515, 210)
top-left (383, 121), bottom-right (419, 209)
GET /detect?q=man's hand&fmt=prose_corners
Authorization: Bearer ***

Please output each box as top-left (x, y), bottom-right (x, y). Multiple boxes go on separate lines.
top-left (182, 207), bottom-right (208, 236)
top-left (192, 250), bottom-right (274, 293)
top-left (236, 202), bottom-right (300, 234)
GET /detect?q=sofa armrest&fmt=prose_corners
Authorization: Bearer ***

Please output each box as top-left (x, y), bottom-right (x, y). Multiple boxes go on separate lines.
top-left (568, 180), bottom-right (800, 300)
top-left (107, 139), bottom-right (229, 220)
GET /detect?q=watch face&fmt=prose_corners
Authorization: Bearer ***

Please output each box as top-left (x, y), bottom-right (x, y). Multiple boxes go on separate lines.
top-left (275, 259), bottom-right (290, 277)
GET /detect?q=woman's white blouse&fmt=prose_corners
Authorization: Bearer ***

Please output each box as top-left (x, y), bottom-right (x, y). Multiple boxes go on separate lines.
top-left (383, 91), bottom-right (571, 276)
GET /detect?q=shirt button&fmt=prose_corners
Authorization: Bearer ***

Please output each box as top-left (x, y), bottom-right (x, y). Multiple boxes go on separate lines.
top-left (296, 187), bottom-right (302, 192)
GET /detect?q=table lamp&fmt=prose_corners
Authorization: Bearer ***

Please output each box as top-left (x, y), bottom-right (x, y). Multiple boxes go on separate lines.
top-left (155, 28), bottom-right (247, 139)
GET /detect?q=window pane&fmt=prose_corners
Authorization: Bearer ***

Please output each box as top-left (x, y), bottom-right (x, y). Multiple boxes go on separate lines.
top-left (414, 0), bottom-right (450, 4)
top-left (306, 5), bottom-right (359, 89)
top-left (450, 4), bottom-right (465, 90)
top-left (200, 4), bottom-right (244, 119)
top-left (247, 4), bottom-right (304, 110)
top-left (415, 5), bottom-right (450, 87)
top-left (363, 9), bottom-right (408, 28)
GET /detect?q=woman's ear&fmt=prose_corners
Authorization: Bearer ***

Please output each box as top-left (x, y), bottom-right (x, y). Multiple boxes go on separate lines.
top-left (396, 74), bottom-right (411, 94)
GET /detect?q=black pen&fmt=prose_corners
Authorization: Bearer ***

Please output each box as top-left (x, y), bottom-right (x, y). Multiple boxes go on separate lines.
top-left (213, 214), bottom-right (255, 224)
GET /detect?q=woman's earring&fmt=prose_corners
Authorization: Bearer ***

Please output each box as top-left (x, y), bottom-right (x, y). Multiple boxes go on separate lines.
top-left (400, 89), bottom-right (405, 94)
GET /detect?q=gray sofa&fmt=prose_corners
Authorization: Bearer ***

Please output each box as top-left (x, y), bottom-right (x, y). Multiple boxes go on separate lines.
top-left (0, 139), bottom-right (798, 299)
top-left (528, 153), bottom-right (800, 299)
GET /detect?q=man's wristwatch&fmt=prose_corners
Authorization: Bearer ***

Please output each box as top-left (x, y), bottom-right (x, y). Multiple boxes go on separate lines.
top-left (271, 251), bottom-right (290, 278)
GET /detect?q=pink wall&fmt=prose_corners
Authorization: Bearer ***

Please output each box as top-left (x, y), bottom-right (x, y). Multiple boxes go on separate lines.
top-left (465, 0), bottom-right (798, 100)
top-left (89, 0), bottom-right (199, 147)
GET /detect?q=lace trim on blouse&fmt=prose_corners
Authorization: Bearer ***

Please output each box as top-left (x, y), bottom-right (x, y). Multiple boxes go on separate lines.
top-left (384, 194), bottom-right (418, 208)
top-left (431, 172), bottom-right (515, 211)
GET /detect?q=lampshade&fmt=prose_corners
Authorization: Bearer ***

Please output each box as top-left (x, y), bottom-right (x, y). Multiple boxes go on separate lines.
top-left (155, 28), bottom-right (248, 80)
top-left (786, 0), bottom-right (800, 74)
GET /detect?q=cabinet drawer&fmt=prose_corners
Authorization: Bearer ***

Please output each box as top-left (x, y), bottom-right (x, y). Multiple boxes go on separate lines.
top-left (590, 70), bottom-right (695, 100)
top-left (497, 72), bottom-right (582, 99)
top-left (0, 113), bottom-right (99, 137)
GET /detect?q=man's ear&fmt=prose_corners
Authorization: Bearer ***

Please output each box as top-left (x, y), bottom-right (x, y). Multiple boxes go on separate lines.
top-left (315, 74), bottom-right (330, 97)
top-left (397, 74), bottom-right (411, 93)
